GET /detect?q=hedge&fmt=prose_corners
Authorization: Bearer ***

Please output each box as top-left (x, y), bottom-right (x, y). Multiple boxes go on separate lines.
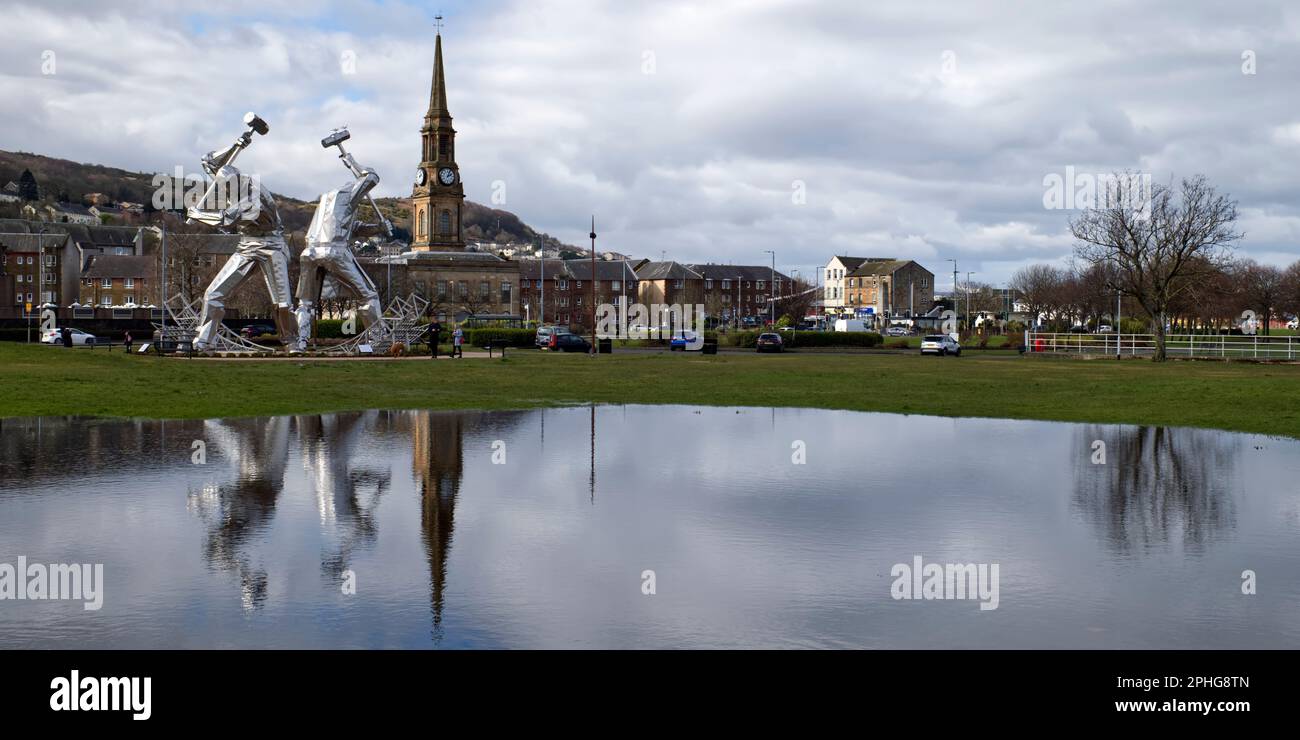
top-left (723, 330), bottom-right (882, 348)
top-left (465, 328), bottom-right (535, 348)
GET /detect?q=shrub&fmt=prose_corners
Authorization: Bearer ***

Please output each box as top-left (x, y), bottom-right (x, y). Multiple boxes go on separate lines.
top-left (885, 338), bottom-right (909, 349)
top-left (465, 327), bottom-right (534, 348)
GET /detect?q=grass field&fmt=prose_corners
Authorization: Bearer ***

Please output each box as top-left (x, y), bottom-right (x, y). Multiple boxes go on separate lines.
top-left (2, 342), bottom-right (1298, 438)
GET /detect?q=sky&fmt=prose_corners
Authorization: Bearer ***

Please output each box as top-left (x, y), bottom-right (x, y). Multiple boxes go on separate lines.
top-left (2, 0), bottom-right (1299, 288)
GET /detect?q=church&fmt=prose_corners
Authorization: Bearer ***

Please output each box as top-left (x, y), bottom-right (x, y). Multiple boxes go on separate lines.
top-left (381, 29), bottom-right (519, 325)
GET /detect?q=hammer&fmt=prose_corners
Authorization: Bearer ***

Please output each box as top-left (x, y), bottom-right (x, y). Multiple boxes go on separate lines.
top-left (322, 127), bottom-right (393, 237)
top-left (197, 112), bottom-right (270, 217)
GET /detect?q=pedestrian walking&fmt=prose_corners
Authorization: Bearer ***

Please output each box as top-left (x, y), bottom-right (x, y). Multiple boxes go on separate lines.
top-left (452, 325), bottom-right (464, 358)
top-left (123, 330), bottom-right (133, 353)
top-left (429, 320), bottom-right (442, 358)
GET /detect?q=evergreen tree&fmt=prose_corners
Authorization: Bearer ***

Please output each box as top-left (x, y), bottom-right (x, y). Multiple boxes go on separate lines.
top-left (18, 169), bottom-right (39, 201)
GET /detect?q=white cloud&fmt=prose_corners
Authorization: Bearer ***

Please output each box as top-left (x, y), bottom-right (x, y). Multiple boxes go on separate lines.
top-left (2, 0), bottom-right (1299, 283)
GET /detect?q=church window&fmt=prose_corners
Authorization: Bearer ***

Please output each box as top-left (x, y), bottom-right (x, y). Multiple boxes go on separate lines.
top-left (439, 210), bottom-right (451, 236)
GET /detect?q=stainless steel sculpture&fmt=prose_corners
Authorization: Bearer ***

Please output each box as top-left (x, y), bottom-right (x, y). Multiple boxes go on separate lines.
top-left (292, 128), bottom-right (394, 352)
top-left (187, 113), bottom-right (296, 351)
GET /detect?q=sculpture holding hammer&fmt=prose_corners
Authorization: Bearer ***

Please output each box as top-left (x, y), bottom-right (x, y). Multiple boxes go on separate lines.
top-left (187, 112), bottom-right (298, 352)
top-left (292, 127), bottom-right (394, 352)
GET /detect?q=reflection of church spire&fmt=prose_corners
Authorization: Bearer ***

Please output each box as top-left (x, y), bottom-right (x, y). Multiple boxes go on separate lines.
top-left (412, 410), bottom-right (463, 643)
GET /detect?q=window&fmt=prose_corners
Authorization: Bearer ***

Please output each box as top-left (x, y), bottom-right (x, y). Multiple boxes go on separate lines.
top-left (46, 254), bottom-right (56, 265)
top-left (705, 279), bottom-right (713, 290)
top-left (101, 296), bottom-right (111, 306)
top-left (521, 279), bottom-right (530, 288)
top-left (757, 281), bottom-right (766, 290)
top-left (479, 281), bottom-right (490, 299)
top-left (439, 137), bottom-right (449, 159)
top-left (500, 282), bottom-right (511, 304)
top-left (673, 279), bottom-right (683, 289)
top-left (559, 297), bottom-right (569, 307)
top-left (124, 294), bottom-right (134, 305)
top-left (457, 281), bottom-right (468, 298)
top-left (436, 280), bottom-right (447, 297)
top-left (439, 210), bottom-right (451, 236)
top-left (124, 278), bottom-right (134, 289)
top-left (101, 278), bottom-right (111, 288)
top-left (558, 280), bottom-right (568, 291)
top-left (575, 280), bottom-right (582, 289)
top-left (722, 279), bottom-right (731, 290)
top-left (611, 280), bottom-right (621, 292)
top-left (723, 294), bottom-right (731, 304)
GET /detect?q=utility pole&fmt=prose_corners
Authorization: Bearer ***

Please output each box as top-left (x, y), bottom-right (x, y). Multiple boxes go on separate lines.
top-left (537, 241), bottom-right (544, 327)
top-left (945, 258), bottom-right (957, 334)
top-left (589, 216), bottom-right (597, 353)
top-left (966, 271), bottom-right (976, 331)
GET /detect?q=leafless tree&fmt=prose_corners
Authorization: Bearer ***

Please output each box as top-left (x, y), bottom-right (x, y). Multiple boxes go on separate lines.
top-left (1071, 174), bottom-right (1241, 360)
top-left (1236, 259), bottom-right (1285, 334)
top-left (1008, 264), bottom-right (1065, 330)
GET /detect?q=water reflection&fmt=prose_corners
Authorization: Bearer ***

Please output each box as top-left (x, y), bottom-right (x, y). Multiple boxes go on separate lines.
top-left (2, 408), bottom-right (1299, 648)
top-left (1072, 425), bottom-right (1239, 555)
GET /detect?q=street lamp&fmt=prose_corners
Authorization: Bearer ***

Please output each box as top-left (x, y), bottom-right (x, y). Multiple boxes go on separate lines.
top-left (966, 271), bottom-right (976, 331)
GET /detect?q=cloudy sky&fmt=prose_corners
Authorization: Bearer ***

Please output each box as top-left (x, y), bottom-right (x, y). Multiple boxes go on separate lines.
top-left (2, 0), bottom-right (1299, 287)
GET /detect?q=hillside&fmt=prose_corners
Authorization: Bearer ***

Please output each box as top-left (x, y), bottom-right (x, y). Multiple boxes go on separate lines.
top-left (0, 149), bottom-right (577, 251)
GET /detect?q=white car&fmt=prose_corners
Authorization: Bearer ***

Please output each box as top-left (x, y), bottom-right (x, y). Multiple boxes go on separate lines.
top-left (1097, 325), bottom-right (1114, 333)
top-left (40, 328), bottom-right (97, 345)
top-left (920, 334), bottom-right (961, 356)
top-left (1288, 318), bottom-right (1299, 330)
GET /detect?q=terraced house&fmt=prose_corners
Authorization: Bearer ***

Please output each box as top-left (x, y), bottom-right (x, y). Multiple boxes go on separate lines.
top-left (80, 254), bottom-right (155, 308)
top-left (518, 258), bottom-right (638, 329)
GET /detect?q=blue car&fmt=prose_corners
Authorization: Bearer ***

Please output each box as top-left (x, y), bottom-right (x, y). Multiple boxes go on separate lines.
top-left (669, 331), bottom-right (699, 351)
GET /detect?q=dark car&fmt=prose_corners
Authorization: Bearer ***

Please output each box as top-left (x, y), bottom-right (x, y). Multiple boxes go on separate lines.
top-left (755, 332), bottom-right (784, 353)
top-left (550, 333), bottom-right (591, 353)
top-left (240, 323), bottom-right (277, 338)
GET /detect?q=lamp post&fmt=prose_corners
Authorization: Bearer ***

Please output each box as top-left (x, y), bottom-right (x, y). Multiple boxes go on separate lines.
top-left (536, 244), bottom-right (544, 327)
top-left (589, 216), bottom-right (596, 354)
top-left (966, 271), bottom-right (976, 331)
top-left (944, 258), bottom-right (957, 334)
top-left (763, 250), bottom-right (775, 327)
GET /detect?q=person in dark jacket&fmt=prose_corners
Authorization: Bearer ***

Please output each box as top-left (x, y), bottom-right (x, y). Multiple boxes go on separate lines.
top-left (60, 326), bottom-right (72, 348)
top-left (123, 331), bottom-right (133, 353)
top-left (428, 321), bottom-right (442, 358)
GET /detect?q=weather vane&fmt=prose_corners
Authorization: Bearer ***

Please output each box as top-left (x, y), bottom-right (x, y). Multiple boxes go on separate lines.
top-left (435, 14), bottom-right (444, 33)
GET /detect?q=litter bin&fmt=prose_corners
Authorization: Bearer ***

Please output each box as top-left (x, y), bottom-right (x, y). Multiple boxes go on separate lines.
top-left (598, 337), bottom-right (613, 354)
top-left (702, 341), bottom-right (718, 355)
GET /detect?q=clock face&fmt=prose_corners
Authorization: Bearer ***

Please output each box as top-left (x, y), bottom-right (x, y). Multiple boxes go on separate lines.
top-left (414, 168), bottom-right (426, 186)
top-left (438, 167), bottom-right (456, 185)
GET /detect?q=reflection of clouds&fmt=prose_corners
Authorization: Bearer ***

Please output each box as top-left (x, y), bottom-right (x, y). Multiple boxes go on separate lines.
top-left (1072, 425), bottom-right (1239, 555)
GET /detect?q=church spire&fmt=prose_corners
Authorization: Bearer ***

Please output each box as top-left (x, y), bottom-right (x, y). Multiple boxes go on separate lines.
top-left (427, 30), bottom-right (450, 120)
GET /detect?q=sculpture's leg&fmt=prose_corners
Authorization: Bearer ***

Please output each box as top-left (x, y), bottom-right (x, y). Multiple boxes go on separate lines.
top-left (329, 247), bottom-right (384, 335)
top-left (254, 239), bottom-right (297, 349)
top-left (293, 249), bottom-right (324, 352)
top-left (195, 254), bottom-right (256, 350)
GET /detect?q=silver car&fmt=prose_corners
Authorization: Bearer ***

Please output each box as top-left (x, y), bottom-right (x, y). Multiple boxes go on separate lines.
top-left (920, 334), bottom-right (961, 356)
top-left (535, 325), bottom-right (571, 349)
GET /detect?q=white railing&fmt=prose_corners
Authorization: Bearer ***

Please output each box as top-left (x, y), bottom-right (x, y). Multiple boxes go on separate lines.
top-left (1026, 332), bottom-right (1299, 360)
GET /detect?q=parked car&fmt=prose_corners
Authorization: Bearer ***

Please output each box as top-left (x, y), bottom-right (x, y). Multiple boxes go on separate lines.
top-left (1097, 324), bottom-right (1114, 333)
top-left (920, 334), bottom-right (961, 356)
top-left (535, 325), bottom-right (571, 349)
top-left (550, 333), bottom-right (590, 353)
top-left (885, 325), bottom-right (910, 337)
top-left (669, 330), bottom-right (699, 351)
top-left (40, 328), bottom-right (96, 345)
top-left (240, 323), bottom-right (277, 338)
top-left (1288, 317), bottom-right (1299, 330)
top-left (755, 332), bottom-right (784, 353)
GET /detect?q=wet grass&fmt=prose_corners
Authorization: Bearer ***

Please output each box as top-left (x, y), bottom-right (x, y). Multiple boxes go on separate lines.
top-left (2, 342), bottom-right (1298, 438)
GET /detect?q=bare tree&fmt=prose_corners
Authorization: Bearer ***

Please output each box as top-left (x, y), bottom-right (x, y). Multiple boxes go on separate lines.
top-left (1008, 264), bottom-right (1065, 330)
top-left (1236, 259), bottom-right (1284, 335)
top-left (1071, 174), bottom-right (1241, 361)
top-left (1282, 260), bottom-right (1300, 323)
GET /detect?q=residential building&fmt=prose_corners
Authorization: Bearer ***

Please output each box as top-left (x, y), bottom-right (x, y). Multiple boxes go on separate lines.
top-left (80, 255), bottom-right (156, 307)
top-left (633, 260), bottom-right (704, 308)
top-left (517, 258), bottom-right (638, 329)
top-left (688, 263), bottom-right (792, 324)
top-left (843, 259), bottom-right (935, 326)
top-left (0, 232), bottom-right (74, 311)
top-left (823, 256), bottom-right (880, 312)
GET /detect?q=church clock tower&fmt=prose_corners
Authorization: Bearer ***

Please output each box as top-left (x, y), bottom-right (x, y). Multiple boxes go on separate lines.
top-left (411, 30), bottom-right (465, 251)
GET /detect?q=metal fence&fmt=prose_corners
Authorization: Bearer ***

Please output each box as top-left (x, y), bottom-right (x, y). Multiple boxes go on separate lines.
top-left (1027, 332), bottom-right (1300, 360)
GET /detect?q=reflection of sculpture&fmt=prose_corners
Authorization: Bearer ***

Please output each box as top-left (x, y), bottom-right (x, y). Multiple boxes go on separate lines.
top-left (187, 113), bottom-right (297, 351)
top-left (1072, 425), bottom-right (1238, 554)
top-left (293, 129), bottom-right (394, 352)
top-left (188, 416), bottom-right (291, 610)
top-left (297, 411), bottom-right (389, 580)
